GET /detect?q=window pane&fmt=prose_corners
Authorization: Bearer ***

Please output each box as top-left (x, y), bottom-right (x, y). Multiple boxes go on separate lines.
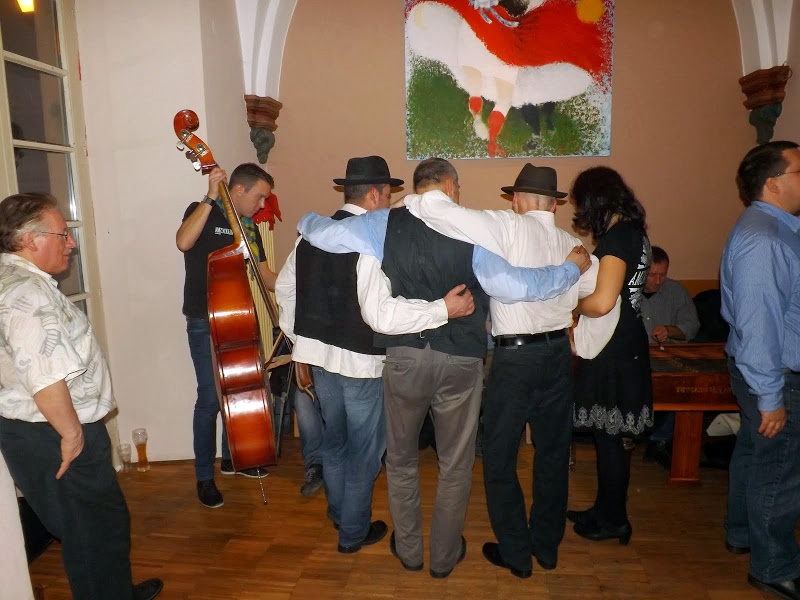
top-left (71, 298), bottom-right (87, 314)
top-left (6, 62), bottom-right (68, 146)
top-left (14, 148), bottom-right (75, 219)
top-left (0, 0), bottom-right (60, 67)
top-left (54, 227), bottom-right (84, 296)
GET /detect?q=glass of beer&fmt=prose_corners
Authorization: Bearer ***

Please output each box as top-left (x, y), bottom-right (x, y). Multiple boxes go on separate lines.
top-left (118, 443), bottom-right (132, 472)
top-left (132, 428), bottom-right (150, 472)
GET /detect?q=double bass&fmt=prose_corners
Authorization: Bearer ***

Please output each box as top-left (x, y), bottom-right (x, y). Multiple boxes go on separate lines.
top-left (174, 110), bottom-right (282, 479)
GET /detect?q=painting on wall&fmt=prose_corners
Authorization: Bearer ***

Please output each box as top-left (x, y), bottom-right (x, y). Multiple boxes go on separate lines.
top-left (405, 0), bottom-right (615, 159)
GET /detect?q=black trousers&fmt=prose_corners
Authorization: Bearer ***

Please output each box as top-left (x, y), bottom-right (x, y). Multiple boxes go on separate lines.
top-left (483, 335), bottom-right (573, 572)
top-left (0, 418), bottom-right (134, 600)
top-left (592, 430), bottom-right (631, 526)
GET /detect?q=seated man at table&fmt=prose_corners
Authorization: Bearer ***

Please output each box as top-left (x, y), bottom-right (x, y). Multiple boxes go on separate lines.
top-left (641, 246), bottom-right (700, 467)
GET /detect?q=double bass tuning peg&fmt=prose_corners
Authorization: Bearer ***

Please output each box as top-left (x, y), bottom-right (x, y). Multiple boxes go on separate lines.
top-left (182, 150), bottom-right (201, 170)
top-left (176, 141), bottom-right (185, 151)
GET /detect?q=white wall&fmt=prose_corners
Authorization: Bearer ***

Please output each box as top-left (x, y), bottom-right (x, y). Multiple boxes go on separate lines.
top-left (774, 2), bottom-right (799, 140)
top-left (75, 0), bottom-right (214, 460)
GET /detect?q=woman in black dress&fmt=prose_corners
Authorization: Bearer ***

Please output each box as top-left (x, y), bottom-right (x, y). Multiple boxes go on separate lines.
top-left (568, 167), bottom-right (653, 544)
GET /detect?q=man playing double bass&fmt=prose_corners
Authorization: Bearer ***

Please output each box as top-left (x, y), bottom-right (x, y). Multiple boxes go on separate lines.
top-left (176, 163), bottom-right (277, 508)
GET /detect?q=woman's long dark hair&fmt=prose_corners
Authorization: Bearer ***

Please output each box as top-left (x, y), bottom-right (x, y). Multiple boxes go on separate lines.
top-left (571, 167), bottom-right (647, 241)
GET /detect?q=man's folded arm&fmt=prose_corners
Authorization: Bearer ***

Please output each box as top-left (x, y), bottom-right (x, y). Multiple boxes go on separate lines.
top-left (473, 246), bottom-right (580, 304)
top-left (356, 255), bottom-right (448, 335)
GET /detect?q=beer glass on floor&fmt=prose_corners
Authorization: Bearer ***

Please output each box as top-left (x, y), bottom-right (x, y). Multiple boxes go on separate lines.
top-left (132, 428), bottom-right (150, 472)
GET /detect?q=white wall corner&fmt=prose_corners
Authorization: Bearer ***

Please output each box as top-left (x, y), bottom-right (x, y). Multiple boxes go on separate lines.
top-left (732, 0), bottom-right (794, 73)
top-left (236, 0), bottom-right (298, 98)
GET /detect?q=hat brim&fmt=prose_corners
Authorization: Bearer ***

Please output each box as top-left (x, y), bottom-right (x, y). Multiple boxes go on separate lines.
top-left (333, 177), bottom-right (404, 187)
top-left (500, 185), bottom-right (568, 198)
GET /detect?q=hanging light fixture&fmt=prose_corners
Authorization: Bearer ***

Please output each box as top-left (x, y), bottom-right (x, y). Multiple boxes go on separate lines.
top-left (17, 0), bottom-right (34, 13)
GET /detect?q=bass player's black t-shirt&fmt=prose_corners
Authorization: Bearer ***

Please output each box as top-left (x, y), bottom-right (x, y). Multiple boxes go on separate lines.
top-left (181, 202), bottom-right (266, 319)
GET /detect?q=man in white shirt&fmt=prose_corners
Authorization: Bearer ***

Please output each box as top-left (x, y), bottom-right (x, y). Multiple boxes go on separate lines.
top-left (0, 193), bottom-right (162, 600)
top-left (276, 156), bottom-right (474, 555)
top-left (405, 163), bottom-right (599, 578)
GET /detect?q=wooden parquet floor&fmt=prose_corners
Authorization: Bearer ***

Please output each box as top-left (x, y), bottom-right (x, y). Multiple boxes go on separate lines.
top-left (28, 439), bottom-right (779, 599)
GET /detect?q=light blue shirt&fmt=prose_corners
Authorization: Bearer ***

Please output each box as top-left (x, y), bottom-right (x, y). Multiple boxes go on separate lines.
top-left (297, 208), bottom-right (580, 304)
top-left (721, 201), bottom-right (800, 411)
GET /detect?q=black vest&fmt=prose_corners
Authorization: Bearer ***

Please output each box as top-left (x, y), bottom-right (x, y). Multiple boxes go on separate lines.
top-left (294, 210), bottom-right (383, 355)
top-left (375, 208), bottom-right (489, 358)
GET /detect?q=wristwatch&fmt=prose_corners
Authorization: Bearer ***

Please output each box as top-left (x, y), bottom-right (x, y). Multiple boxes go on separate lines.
top-left (202, 195), bottom-right (215, 206)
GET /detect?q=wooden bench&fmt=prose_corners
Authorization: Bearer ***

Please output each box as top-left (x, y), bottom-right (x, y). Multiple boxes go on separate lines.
top-left (650, 342), bottom-right (738, 486)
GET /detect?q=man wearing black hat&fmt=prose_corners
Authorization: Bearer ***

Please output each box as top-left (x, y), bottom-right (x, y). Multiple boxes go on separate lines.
top-left (275, 156), bottom-right (475, 554)
top-left (296, 158), bottom-right (590, 578)
top-left (404, 163), bottom-right (599, 578)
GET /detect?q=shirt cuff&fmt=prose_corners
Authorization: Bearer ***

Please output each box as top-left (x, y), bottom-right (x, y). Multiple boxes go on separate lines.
top-left (563, 261), bottom-right (580, 281)
top-left (433, 298), bottom-right (449, 324)
top-left (757, 391), bottom-right (783, 413)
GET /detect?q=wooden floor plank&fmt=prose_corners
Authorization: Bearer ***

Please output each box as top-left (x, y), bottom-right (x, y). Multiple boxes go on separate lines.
top-left (27, 438), bottom-right (783, 599)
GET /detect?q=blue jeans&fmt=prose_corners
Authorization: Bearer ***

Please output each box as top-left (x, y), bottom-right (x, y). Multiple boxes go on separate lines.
top-left (649, 411), bottom-right (675, 442)
top-left (292, 385), bottom-right (323, 470)
top-left (725, 359), bottom-right (800, 583)
top-left (312, 367), bottom-right (385, 547)
top-left (187, 318), bottom-right (230, 481)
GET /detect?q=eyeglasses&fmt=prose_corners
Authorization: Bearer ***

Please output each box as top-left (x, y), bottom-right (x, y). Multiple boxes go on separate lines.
top-left (774, 170), bottom-right (800, 178)
top-left (36, 231), bottom-right (70, 240)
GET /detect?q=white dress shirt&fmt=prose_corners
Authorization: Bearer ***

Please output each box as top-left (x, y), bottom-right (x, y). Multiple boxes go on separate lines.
top-left (405, 194), bottom-right (599, 335)
top-left (276, 204), bottom-right (448, 379)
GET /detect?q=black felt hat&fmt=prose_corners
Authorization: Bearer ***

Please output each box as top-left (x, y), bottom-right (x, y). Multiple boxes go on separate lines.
top-left (501, 164), bottom-right (567, 198)
top-left (333, 156), bottom-right (404, 187)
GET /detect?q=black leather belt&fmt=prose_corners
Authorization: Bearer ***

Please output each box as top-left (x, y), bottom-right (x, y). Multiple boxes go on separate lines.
top-left (493, 329), bottom-right (567, 347)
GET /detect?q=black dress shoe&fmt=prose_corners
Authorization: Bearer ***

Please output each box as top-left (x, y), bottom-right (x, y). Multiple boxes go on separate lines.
top-left (747, 574), bottom-right (800, 599)
top-left (573, 519), bottom-right (632, 545)
top-left (725, 540), bottom-right (751, 555)
top-left (337, 520), bottom-right (388, 554)
top-left (481, 542), bottom-right (532, 579)
top-left (390, 531), bottom-right (423, 571)
top-left (643, 440), bottom-right (672, 469)
top-left (430, 536), bottom-right (466, 579)
top-left (566, 508), bottom-right (596, 527)
top-left (133, 578), bottom-right (163, 600)
top-left (533, 552), bottom-right (556, 570)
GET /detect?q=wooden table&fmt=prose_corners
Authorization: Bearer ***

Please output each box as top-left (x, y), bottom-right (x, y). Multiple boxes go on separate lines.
top-left (650, 342), bottom-right (739, 486)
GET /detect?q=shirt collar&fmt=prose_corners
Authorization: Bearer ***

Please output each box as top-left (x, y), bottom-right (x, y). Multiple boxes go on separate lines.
top-left (403, 189), bottom-right (454, 205)
top-left (522, 210), bottom-right (556, 225)
top-left (0, 253), bottom-right (57, 287)
top-left (342, 203), bottom-right (368, 215)
top-left (752, 201), bottom-right (800, 233)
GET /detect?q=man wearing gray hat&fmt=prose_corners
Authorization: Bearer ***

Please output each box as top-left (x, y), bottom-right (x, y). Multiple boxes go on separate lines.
top-left (276, 156), bottom-right (475, 554)
top-left (404, 163), bottom-right (599, 578)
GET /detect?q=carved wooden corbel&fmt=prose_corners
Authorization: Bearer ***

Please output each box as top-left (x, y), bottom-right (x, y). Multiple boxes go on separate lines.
top-left (245, 95), bottom-right (284, 164)
top-left (739, 65), bottom-right (792, 144)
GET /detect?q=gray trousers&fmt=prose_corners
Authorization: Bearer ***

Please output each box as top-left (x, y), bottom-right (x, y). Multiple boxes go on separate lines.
top-left (383, 345), bottom-right (483, 573)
